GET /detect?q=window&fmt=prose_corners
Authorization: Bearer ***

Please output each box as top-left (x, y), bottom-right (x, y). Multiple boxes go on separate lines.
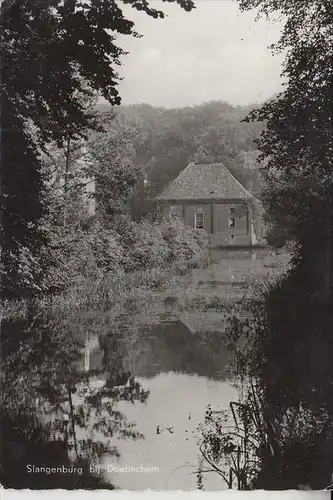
top-left (169, 205), bottom-right (183, 218)
top-left (229, 207), bottom-right (235, 215)
top-left (228, 217), bottom-right (236, 228)
top-left (195, 213), bottom-right (204, 229)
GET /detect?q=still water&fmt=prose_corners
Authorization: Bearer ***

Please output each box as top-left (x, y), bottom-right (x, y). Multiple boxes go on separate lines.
top-left (83, 319), bottom-right (237, 490)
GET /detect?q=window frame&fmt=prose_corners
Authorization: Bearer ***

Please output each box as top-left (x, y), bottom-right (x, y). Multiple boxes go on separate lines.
top-left (169, 205), bottom-right (183, 218)
top-left (195, 212), bottom-right (204, 229)
top-left (228, 217), bottom-right (236, 228)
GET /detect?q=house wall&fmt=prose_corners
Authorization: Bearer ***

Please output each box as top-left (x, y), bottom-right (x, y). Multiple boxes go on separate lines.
top-left (215, 203), bottom-right (248, 235)
top-left (161, 204), bottom-right (184, 219)
top-left (160, 200), bottom-right (253, 247)
top-left (252, 199), bottom-right (266, 244)
top-left (213, 202), bottom-right (252, 246)
top-left (185, 203), bottom-right (212, 233)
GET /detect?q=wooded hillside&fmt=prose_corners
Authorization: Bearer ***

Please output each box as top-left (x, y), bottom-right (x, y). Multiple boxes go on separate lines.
top-left (97, 100), bottom-right (265, 202)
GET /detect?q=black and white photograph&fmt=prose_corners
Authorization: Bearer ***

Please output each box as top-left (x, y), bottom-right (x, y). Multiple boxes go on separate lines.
top-left (1, 0), bottom-right (333, 492)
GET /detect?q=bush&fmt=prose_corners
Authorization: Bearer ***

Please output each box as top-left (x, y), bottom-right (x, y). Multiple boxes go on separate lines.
top-left (265, 224), bottom-right (289, 248)
top-left (40, 222), bottom-right (124, 293)
top-left (0, 240), bottom-right (54, 298)
top-left (15, 213), bottom-right (209, 302)
top-left (159, 217), bottom-right (209, 269)
top-left (121, 218), bottom-right (169, 271)
top-left (117, 215), bottom-right (209, 272)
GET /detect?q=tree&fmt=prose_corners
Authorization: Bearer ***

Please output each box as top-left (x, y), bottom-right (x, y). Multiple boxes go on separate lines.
top-left (38, 117), bottom-right (143, 292)
top-left (0, 0), bottom-right (195, 298)
top-left (0, 305), bottom-right (149, 488)
top-left (42, 112), bottom-right (142, 226)
top-left (217, 1), bottom-right (333, 489)
top-left (114, 102), bottom-right (264, 199)
top-left (238, 0), bottom-right (333, 297)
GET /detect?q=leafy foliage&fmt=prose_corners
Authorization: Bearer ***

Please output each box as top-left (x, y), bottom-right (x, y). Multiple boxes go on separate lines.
top-left (237, 0), bottom-right (333, 293)
top-left (0, 0), bottom-right (195, 298)
top-left (102, 101), bottom-right (265, 203)
top-left (120, 216), bottom-right (208, 272)
top-left (37, 114), bottom-right (208, 295)
top-left (0, 304), bottom-right (150, 488)
top-left (199, 288), bottom-right (333, 489)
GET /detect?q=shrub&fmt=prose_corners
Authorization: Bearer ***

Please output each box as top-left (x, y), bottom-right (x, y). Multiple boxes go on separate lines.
top-left (122, 218), bottom-right (169, 271)
top-left (41, 222), bottom-right (124, 293)
top-left (116, 215), bottom-right (209, 273)
top-left (265, 224), bottom-right (289, 248)
top-left (159, 217), bottom-right (209, 269)
top-left (18, 213), bottom-right (209, 302)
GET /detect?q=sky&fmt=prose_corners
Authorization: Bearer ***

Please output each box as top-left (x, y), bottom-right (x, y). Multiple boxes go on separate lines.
top-left (115, 0), bottom-right (285, 109)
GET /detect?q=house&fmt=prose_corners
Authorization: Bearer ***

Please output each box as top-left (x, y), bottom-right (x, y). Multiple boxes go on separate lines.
top-left (156, 162), bottom-right (263, 247)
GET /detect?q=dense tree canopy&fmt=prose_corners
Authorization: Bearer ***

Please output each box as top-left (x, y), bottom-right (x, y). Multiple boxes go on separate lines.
top-left (222, 0), bottom-right (333, 488)
top-left (0, 0), bottom-right (195, 297)
top-left (1, 0), bottom-right (195, 143)
top-left (102, 101), bottom-right (265, 202)
top-left (237, 0), bottom-right (333, 295)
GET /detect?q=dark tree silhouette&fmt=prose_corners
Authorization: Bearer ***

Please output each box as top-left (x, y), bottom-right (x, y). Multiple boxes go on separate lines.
top-left (0, 0), bottom-right (195, 297)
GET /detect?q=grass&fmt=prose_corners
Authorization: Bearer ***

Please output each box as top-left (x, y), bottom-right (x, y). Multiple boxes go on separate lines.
top-left (0, 264), bottom-right (195, 322)
top-left (160, 249), bottom-right (290, 311)
top-left (1, 248), bottom-right (290, 332)
top-left (99, 248), bottom-right (292, 334)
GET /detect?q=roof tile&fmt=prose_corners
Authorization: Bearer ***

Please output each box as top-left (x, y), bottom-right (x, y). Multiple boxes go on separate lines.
top-left (157, 162), bottom-right (253, 200)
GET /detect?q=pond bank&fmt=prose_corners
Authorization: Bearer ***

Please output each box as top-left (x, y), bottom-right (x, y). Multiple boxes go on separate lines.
top-left (113, 248), bottom-right (290, 332)
top-left (0, 247), bottom-right (290, 491)
top-left (73, 248), bottom-right (290, 490)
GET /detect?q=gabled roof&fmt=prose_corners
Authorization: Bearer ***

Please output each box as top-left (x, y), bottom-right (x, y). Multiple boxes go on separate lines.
top-left (156, 162), bottom-right (254, 201)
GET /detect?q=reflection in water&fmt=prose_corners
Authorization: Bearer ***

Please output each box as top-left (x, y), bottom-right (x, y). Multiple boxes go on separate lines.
top-left (104, 373), bottom-right (236, 490)
top-left (0, 310), bottom-right (150, 490)
top-left (2, 305), bottom-right (234, 490)
top-left (100, 320), bottom-right (231, 381)
top-left (84, 319), bottom-right (236, 490)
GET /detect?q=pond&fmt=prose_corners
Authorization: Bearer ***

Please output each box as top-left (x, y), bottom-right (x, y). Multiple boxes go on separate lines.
top-left (7, 247), bottom-right (327, 491)
top-left (81, 318), bottom-right (237, 490)
top-left (70, 249), bottom-right (291, 490)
